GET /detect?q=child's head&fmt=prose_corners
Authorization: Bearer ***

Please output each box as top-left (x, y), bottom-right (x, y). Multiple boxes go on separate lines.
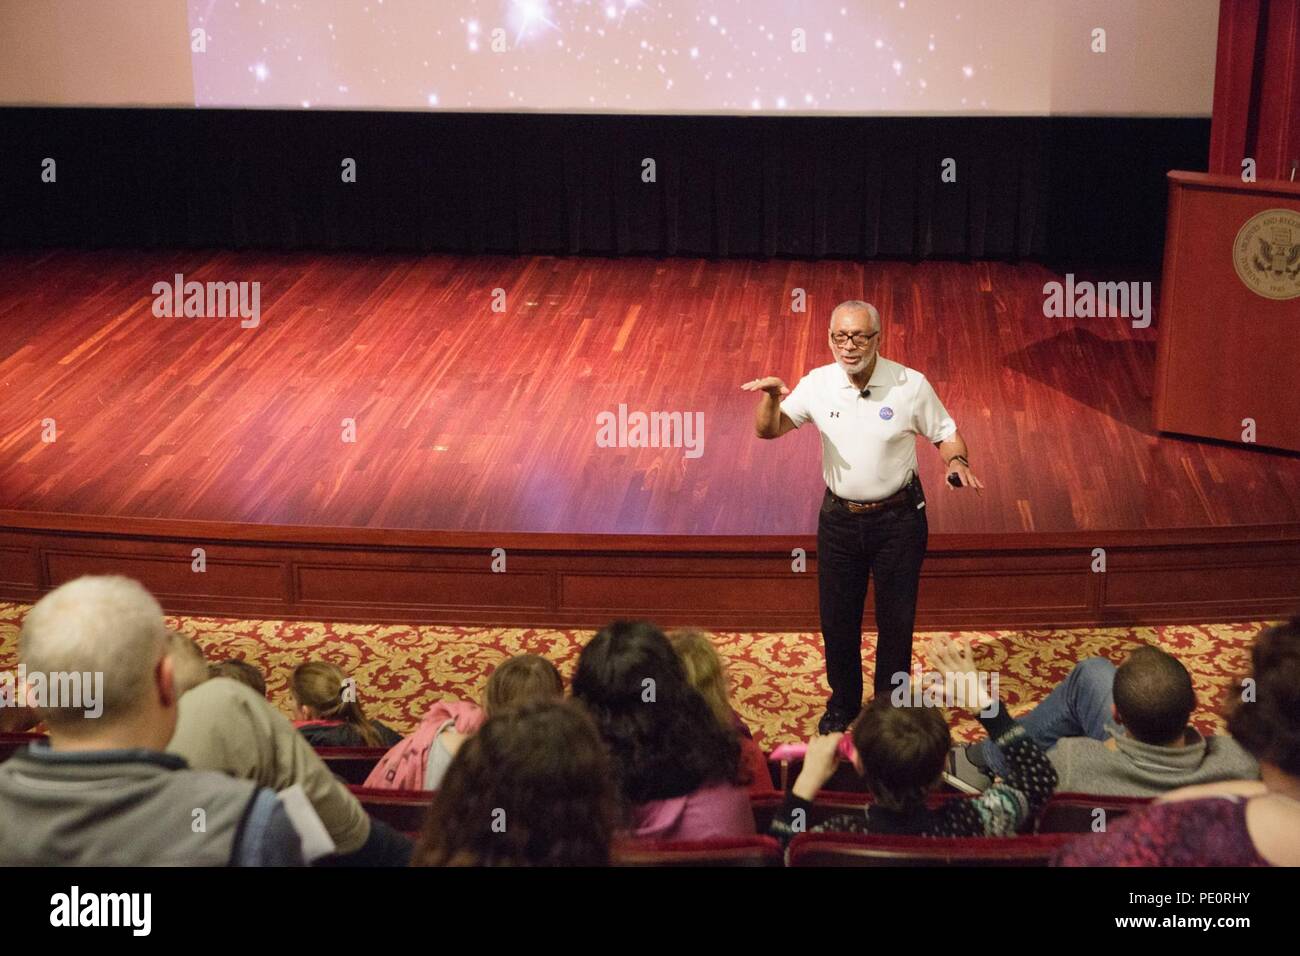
top-left (482, 654), bottom-right (563, 718)
top-left (209, 658), bottom-right (267, 697)
top-left (290, 660), bottom-right (347, 718)
top-left (290, 660), bottom-right (385, 747)
top-left (414, 698), bottom-right (617, 866)
top-left (851, 696), bottom-right (951, 810)
top-left (667, 629), bottom-right (733, 729)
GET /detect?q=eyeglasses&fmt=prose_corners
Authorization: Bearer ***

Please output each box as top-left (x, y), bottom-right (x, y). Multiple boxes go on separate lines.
top-left (831, 331), bottom-right (880, 348)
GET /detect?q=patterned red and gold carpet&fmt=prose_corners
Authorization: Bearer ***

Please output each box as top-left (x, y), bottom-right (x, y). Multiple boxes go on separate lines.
top-left (0, 602), bottom-right (1269, 746)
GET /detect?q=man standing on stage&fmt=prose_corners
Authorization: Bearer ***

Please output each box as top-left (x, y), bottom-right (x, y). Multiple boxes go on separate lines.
top-left (742, 300), bottom-right (983, 733)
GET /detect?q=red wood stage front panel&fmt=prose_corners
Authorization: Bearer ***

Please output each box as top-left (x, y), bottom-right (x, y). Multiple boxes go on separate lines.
top-left (0, 515), bottom-right (1296, 630)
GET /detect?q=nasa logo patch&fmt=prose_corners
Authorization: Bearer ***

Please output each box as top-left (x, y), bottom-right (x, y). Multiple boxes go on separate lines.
top-left (879, 407), bottom-right (895, 421)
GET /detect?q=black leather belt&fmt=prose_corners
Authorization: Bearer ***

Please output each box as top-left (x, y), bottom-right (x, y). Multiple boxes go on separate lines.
top-left (825, 484), bottom-right (911, 514)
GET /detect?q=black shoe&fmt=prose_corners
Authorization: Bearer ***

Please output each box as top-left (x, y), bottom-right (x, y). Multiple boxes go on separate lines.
top-left (817, 706), bottom-right (857, 735)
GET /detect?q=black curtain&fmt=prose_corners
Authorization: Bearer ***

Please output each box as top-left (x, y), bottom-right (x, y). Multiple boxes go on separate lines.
top-left (0, 108), bottom-right (1208, 264)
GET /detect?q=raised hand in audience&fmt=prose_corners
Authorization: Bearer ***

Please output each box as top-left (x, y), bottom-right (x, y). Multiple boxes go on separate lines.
top-left (924, 635), bottom-right (997, 715)
top-left (790, 732), bottom-right (846, 802)
top-left (923, 635), bottom-right (1059, 829)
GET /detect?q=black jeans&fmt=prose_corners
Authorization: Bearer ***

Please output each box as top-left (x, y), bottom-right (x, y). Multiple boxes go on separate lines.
top-left (816, 481), bottom-right (928, 716)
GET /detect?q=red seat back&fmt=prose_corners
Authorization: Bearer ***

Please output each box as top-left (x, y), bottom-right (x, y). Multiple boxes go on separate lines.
top-left (348, 785), bottom-right (435, 833)
top-left (788, 831), bottom-right (1074, 866)
top-left (750, 790), bottom-right (963, 833)
top-left (756, 790), bottom-right (1147, 838)
top-left (316, 746), bottom-right (389, 785)
top-left (614, 835), bottom-right (783, 867)
top-left (1035, 793), bottom-right (1152, 833)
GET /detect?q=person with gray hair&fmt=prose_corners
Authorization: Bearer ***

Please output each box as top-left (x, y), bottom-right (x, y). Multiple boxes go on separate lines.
top-left (0, 575), bottom-right (303, 865)
top-left (743, 300), bottom-right (984, 734)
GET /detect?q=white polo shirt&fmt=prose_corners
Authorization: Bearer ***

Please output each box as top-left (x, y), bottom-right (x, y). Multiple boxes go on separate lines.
top-left (780, 356), bottom-right (957, 501)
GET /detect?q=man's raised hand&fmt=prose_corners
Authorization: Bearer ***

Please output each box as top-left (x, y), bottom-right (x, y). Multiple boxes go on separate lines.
top-left (740, 376), bottom-right (789, 397)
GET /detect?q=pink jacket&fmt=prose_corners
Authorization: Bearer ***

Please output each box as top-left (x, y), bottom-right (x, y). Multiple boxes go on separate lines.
top-left (631, 781), bottom-right (757, 841)
top-left (362, 700), bottom-right (484, 790)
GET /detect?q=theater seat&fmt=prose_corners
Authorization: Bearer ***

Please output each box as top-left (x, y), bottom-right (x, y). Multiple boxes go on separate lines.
top-left (613, 836), bottom-right (784, 867)
top-left (0, 732), bottom-right (46, 764)
top-left (348, 785), bottom-right (435, 833)
top-left (750, 795), bottom-right (784, 833)
top-left (1035, 793), bottom-right (1152, 833)
top-left (750, 790), bottom-right (965, 833)
top-left (788, 832), bottom-right (1075, 867)
top-left (316, 746), bottom-right (389, 785)
top-left (759, 791), bottom-right (1143, 838)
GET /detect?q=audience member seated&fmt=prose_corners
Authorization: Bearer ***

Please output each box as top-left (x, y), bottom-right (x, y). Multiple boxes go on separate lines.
top-left (365, 653), bottom-right (562, 791)
top-left (770, 637), bottom-right (1058, 842)
top-left (209, 658), bottom-right (267, 697)
top-left (169, 675), bottom-right (413, 866)
top-left (412, 699), bottom-right (617, 866)
top-left (572, 620), bottom-right (756, 841)
top-left (1056, 618), bottom-right (1300, 866)
top-left (168, 630), bottom-right (211, 696)
top-left (290, 661), bottom-right (403, 748)
top-left (948, 646), bottom-right (1258, 796)
top-left (668, 628), bottom-right (773, 792)
top-left (0, 575), bottom-right (303, 865)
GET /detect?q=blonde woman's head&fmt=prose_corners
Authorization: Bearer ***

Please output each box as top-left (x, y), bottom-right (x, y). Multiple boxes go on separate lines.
top-left (667, 629), bottom-right (734, 730)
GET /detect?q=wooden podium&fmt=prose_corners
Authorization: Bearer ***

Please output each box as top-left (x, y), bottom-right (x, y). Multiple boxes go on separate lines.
top-left (1153, 171), bottom-right (1300, 452)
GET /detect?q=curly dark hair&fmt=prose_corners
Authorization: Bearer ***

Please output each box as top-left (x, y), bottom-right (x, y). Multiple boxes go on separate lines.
top-left (412, 699), bottom-right (617, 867)
top-left (571, 620), bottom-right (744, 804)
top-left (1226, 617), bottom-right (1300, 776)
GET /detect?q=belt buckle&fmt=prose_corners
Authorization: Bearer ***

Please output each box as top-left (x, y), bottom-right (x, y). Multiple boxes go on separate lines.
top-left (845, 500), bottom-right (878, 514)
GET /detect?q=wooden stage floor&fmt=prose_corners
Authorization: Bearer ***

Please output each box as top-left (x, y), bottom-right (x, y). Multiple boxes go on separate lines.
top-left (0, 250), bottom-right (1297, 628)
